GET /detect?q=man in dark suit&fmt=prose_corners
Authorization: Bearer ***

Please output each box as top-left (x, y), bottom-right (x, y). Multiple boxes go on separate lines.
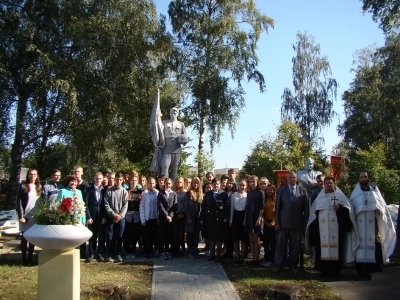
top-left (274, 171), bottom-right (309, 273)
top-left (85, 172), bottom-right (107, 261)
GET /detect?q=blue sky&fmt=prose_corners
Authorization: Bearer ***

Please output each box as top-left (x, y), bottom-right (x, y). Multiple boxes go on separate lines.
top-left (154, 0), bottom-right (385, 170)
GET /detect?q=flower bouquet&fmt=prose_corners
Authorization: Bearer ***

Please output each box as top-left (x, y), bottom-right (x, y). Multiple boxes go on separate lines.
top-left (34, 196), bottom-right (86, 225)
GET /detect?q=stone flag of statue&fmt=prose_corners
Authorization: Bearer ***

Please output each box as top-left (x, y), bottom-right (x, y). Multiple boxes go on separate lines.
top-left (150, 89), bottom-right (165, 174)
top-left (149, 90), bottom-right (188, 180)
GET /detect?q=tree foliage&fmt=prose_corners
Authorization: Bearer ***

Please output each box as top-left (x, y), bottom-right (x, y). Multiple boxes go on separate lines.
top-left (351, 143), bottom-right (400, 204)
top-left (168, 0), bottom-right (274, 177)
top-left (194, 149), bottom-right (215, 178)
top-left (242, 120), bottom-right (328, 184)
top-left (281, 31), bottom-right (338, 149)
top-left (362, 0), bottom-right (400, 33)
top-left (338, 36), bottom-right (400, 170)
top-left (0, 0), bottom-right (174, 208)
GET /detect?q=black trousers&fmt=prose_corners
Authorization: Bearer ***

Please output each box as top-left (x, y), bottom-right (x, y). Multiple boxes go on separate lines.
top-left (158, 220), bottom-right (174, 253)
top-left (143, 219), bottom-right (158, 255)
top-left (87, 218), bottom-right (106, 256)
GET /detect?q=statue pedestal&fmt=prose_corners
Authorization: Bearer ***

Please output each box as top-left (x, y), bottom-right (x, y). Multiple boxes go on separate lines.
top-left (38, 249), bottom-right (80, 300)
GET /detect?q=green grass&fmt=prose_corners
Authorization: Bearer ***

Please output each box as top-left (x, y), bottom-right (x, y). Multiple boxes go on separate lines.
top-left (222, 261), bottom-right (343, 300)
top-left (0, 255), bottom-right (152, 300)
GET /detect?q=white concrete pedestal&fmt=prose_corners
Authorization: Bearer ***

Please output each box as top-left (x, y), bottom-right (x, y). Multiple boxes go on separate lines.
top-left (38, 249), bottom-right (80, 300)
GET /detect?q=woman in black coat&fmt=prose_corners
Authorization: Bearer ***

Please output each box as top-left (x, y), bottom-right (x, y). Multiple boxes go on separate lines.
top-left (200, 178), bottom-right (229, 262)
top-left (244, 175), bottom-right (264, 265)
top-left (184, 177), bottom-right (203, 258)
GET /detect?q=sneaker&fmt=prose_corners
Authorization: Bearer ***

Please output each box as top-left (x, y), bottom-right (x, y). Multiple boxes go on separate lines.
top-left (261, 261), bottom-right (272, 267)
top-left (167, 252), bottom-right (173, 260)
top-left (188, 253), bottom-right (195, 259)
top-left (116, 254), bottom-right (123, 263)
top-left (105, 256), bottom-right (114, 262)
top-left (97, 254), bottom-right (105, 262)
top-left (160, 252), bottom-right (169, 260)
top-left (85, 255), bottom-right (93, 262)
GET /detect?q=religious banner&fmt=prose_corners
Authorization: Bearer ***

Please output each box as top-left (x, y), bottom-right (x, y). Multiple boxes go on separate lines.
top-left (330, 155), bottom-right (341, 181)
top-left (275, 170), bottom-right (288, 187)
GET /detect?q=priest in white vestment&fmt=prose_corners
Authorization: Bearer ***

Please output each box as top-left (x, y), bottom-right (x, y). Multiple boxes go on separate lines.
top-left (306, 176), bottom-right (359, 277)
top-left (350, 172), bottom-right (397, 279)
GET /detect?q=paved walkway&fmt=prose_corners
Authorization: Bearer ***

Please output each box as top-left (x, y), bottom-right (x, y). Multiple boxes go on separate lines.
top-left (322, 265), bottom-right (400, 300)
top-left (151, 256), bottom-right (240, 300)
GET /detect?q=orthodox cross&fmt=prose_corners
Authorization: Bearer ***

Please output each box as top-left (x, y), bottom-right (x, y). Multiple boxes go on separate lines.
top-left (363, 198), bottom-right (369, 206)
top-left (331, 195), bottom-right (338, 206)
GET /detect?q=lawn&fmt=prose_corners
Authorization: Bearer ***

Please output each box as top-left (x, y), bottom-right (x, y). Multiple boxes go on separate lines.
top-left (222, 243), bottom-right (400, 300)
top-left (222, 260), bottom-right (343, 300)
top-left (0, 253), bottom-right (153, 300)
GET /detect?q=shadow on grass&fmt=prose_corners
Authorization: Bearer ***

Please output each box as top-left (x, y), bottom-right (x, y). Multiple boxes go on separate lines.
top-left (222, 261), bottom-right (343, 300)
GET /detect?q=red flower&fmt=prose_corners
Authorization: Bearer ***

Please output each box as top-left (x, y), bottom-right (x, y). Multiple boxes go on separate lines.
top-left (60, 197), bottom-right (74, 212)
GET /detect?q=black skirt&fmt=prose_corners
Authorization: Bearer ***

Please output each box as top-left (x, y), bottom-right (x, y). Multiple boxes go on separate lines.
top-left (232, 210), bottom-right (249, 243)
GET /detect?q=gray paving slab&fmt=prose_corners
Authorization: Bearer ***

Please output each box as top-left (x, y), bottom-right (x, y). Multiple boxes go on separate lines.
top-left (151, 256), bottom-right (240, 300)
top-left (322, 265), bottom-right (400, 300)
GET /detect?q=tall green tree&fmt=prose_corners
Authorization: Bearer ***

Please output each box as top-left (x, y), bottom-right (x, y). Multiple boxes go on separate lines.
top-left (0, 0), bottom-right (173, 208)
top-left (0, 0), bottom-right (79, 208)
top-left (168, 0), bottom-right (274, 177)
top-left (338, 37), bottom-right (400, 169)
top-left (361, 0), bottom-right (400, 33)
top-left (281, 31), bottom-right (338, 150)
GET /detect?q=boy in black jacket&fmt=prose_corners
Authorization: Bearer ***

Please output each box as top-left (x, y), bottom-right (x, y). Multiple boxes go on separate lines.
top-left (157, 178), bottom-right (177, 260)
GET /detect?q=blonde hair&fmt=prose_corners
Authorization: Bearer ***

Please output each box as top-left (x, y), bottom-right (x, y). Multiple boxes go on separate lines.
top-left (189, 177), bottom-right (203, 203)
top-left (139, 175), bottom-right (147, 189)
top-left (174, 177), bottom-right (185, 192)
top-left (130, 170), bottom-right (139, 177)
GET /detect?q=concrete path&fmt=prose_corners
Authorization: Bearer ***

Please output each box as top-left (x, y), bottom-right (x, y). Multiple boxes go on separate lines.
top-left (322, 265), bottom-right (400, 300)
top-left (151, 256), bottom-right (240, 300)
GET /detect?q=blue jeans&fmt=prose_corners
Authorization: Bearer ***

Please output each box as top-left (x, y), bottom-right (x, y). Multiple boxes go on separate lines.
top-left (106, 218), bottom-right (126, 256)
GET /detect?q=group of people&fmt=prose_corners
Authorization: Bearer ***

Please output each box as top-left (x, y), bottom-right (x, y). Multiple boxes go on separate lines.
top-left (17, 165), bottom-right (396, 281)
top-left (306, 172), bottom-right (396, 279)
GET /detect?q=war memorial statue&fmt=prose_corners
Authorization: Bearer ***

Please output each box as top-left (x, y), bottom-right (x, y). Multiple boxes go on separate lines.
top-left (150, 90), bottom-right (188, 180)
